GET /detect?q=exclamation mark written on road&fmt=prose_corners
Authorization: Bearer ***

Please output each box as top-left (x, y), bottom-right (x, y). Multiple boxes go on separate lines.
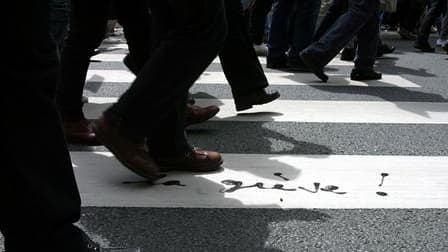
top-left (376, 173), bottom-right (389, 196)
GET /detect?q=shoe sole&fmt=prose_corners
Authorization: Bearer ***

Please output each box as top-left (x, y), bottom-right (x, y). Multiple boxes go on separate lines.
top-left (350, 75), bottom-right (382, 81)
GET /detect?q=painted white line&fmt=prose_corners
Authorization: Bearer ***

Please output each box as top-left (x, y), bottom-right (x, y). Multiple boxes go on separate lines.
top-left (84, 97), bottom-right (448, 124)
top-left (86, 70), bottom-right (134, 83)
top-left (92, 53), bottom-right (353, 66)
top-left (91, 54), bottom-right (126, 62)
top-left (197, 72), bottom-right (419, 88)
top-left (212, 57), bottom-right (353, 66)
top-left (86, 70), bottom-right (420, 88)
top-left (98, 43), bottom-right (128, 50)
top-left (71, 152), bottom-right (448, 209)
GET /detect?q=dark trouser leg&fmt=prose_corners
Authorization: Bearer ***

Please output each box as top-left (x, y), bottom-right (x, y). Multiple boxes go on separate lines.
top-left (289, 0), bottom-right (321, 57)
top-left (104, 0), bottom-right (227, 148)
top-left (147, 102), bottom-right (191, 157)
top-left (355, 11), bottom-right (380, 70)
top-left (250, 0), bottom-right (273, 44)
top-left (441, 2), bottom-right (448, 40)
top-left (115, 0), bottom-right (152, 71)
top-left (417, 0), bottom-right (446, 44)
top-left (2, 0), bottom-right (85, 251)
top-left (313, 0), bottom-right (347, 41)
top-left (304, 0), bottom-right (379, 66)
top-left (219, 0), bottom-right (268, 97)
top-left (268, 0), bottom-right (294, 60)
top-left (57, 0), bottom-right (109, 121)
top-left (399, 0), bottom-right (426, 31)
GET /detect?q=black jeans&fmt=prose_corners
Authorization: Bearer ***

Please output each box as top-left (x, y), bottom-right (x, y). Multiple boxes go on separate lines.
top-left (220, 0), bottom-right (269, 99)
top-left (57, 0), bottom-right (151, 121)
top-left (304, 0), bottom-right (380, 70)
top-left (441, 2), bottom-right (448, 40)
top-left (104, 0), bottom-right (228, 156)
top-left (2, 0), bottom-right (88, 251)
top-left (397, 0), bottom-right (426, 32)
top-left (416, 0), bottom-right (447, 44)
top-left (268, 0), bottom-right (321, 60)
top-left (249, 0), bottom-right (274, 45)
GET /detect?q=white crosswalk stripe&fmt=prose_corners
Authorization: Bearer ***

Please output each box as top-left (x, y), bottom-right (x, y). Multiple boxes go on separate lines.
top-left (91, 53), bottom-right (355, 66)
top-left (72, 152), bottom-right (448, 208)
top-left (83, 97), bottom-right (448, 124)
top-left (86, 69), bottom-right (420, 88)
top-left (75, 42), bottom-right (448, 210)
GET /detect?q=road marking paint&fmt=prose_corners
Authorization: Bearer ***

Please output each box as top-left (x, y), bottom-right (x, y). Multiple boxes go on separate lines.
top-left (86, 70), bottom-right (420, 88)
top-left (71, 152), bottom-right (448, 209)
top-left (91, 52), bottom-right (353, 66)
top-left (84, 97), bottom-right (448, 124)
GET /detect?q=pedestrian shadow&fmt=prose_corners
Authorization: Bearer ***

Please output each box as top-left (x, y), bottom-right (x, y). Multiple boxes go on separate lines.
top-left (311, 83), bottom-right (448, 119)
top-left (280, 71), bottom-right (423, 88)
top-left (186, 93), bottom-right (333, 182)
top-left (375, 55), bottom-right (437, 78)
top-left (79, 207), bottom-right (330, 251)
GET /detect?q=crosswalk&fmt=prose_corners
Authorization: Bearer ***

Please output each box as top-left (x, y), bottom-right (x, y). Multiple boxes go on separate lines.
top-left (2, 38), bottom-right (447, 251)
top-left (73, 41), bottom-right (448, 211)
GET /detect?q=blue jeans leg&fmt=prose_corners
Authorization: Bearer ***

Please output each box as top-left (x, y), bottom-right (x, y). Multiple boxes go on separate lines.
top-left (355, 13), bottom-right (380, 71)
top-left (305, 0), bottom-right (379, 66)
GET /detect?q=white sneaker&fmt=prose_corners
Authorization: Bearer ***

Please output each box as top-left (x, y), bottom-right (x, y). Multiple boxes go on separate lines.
top-left (253, 43), bottom-right (268, 56)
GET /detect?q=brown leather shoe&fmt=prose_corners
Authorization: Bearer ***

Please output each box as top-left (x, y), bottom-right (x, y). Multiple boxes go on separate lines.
top-left (185, 104), bottom-right (219, 126)
top-left (92, 116), bottom-right (161, 180)
top-left (155, 147), bottom-right (223, 172)
top-left (62, 119), bottom-right (101, 145)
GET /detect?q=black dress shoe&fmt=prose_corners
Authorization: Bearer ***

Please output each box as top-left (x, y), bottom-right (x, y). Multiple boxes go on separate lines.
top-left (234, 89), bottom-right (280, 111)
top-left (340, 48), bottom-right (356, 61)
top-left (266, 56), bottom-right (287, 69)
top-left (350, 69), bottom-right (382, 81)
top-left (286, 57), bottom-right (311, 72)
top-left (414, 42), bottom-right (435, 52)
top-left (299, 50), bottom-right (328, 82)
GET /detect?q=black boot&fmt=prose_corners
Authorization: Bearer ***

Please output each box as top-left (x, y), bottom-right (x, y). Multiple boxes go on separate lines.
top-left (350, 69), bottom-right (382, 81)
